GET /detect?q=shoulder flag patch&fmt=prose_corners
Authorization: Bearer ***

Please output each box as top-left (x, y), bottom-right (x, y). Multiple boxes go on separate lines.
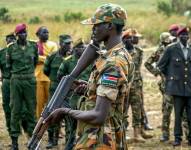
top-left (101, 74), bottom-right (118, 87)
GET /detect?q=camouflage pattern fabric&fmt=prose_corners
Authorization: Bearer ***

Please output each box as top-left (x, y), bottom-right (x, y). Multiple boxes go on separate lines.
top-left (128, 46), bottom-right (144, 128)
top-left (75, 43), bottom-right (134, 150)
top-left (81, 3), bottom-right (127, 25)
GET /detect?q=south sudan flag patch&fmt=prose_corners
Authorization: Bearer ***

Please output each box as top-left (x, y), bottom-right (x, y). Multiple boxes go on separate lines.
top-left (101, 74), bottom-right (118, 87)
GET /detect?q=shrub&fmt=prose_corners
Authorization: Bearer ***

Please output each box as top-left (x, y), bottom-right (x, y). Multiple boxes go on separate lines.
top-left (28, 16), bottom-right (41, 24)
top-left (53, 15), bottom-right (61, 22)
top-left (157, 1), bottom-right (172, 17)
top-left (64, 11), bottom-right (85, 22)
top-left (0, 7), bottom-right (12, 23)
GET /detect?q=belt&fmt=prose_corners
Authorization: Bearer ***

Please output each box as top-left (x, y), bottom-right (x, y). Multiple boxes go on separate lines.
top-left (11, 74), bottom-right (34, 79)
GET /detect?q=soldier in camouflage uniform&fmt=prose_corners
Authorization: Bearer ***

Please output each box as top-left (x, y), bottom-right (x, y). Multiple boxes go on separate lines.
top-left (122, 28), bottom-right (153, 143)
top-left (44, 3), bottom-right (134, 149)
top-left (144, 32), bottom-right (175, 141)
top-left (57, 38), bottom-right (92, 149)
top-left (43, 34), bottom-right (73, 149)
top-left (6, 24), bottom-right (38, 150)
top-left (0, 33), bottom-right (16, 137)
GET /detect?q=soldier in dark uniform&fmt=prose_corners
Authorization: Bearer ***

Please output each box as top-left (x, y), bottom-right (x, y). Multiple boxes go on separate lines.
top-left (0, 33), bottom-right (16, 138)
top-left (43, 34), bottom-right (73, 149)
top-left (157, 26), bottom-right (191, 146)
top-left (145, 32), bottom-right (175, 142)
top-left (6, 24), bottom-right (38, 150)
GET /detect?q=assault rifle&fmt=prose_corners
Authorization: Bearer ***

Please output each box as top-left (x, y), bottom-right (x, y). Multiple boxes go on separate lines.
top-left (28, 75), bottom-right (75, 150)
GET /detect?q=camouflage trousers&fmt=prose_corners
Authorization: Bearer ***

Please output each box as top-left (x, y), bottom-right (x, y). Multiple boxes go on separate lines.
top-left (128, 84), bottom-right (143, 128)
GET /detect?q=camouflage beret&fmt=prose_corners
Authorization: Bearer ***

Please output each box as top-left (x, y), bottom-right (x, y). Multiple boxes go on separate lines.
top-left (59, 34), bottom-right (72, 43)
top-left (81, 3), bottom-right (127, 25)
top-left (160, 32), bottom-right (175, 43)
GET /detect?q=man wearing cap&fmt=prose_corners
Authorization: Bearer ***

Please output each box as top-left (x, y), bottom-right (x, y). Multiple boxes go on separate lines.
top-left (44, 3), bottom-right (134, 149)
top-left (35, 26), bottom-right (58, 119)
top-left (122, 28), bottom-right (153, 143)
top-left (43, 34), bottom-right (72, 149)
top-left (145, 32), bottom-right (175, 142)
top-left (157, 26), bottom-right (191, 146)
top-left (131, 28), bottom-right (153, 131)
top-left (6, 24), bottom-right (38, 150)
top-left (57, 38), bottom-right (92, 149)
top-left (0, 33), bottom-right (16, 138)
top-left (169, 24), bottom-right (179, 39)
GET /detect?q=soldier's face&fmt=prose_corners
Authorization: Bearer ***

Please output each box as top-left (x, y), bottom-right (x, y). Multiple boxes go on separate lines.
top-left (92, 22), bottom-right (110, 43)
top-left (179, 32), bottom-right (189, 46)
top-left (60, 41), bottom-right (72, 53)
top-left (131, 36), bottom-right (139, 45)
top-left (169, 30), bottom-right (177, 37)
top-left (38, 28), bottom-right (49, 42)
top-left (17, 30), bottom-right (27, 41)
top-left (73, 44), bottom-right (85, 58)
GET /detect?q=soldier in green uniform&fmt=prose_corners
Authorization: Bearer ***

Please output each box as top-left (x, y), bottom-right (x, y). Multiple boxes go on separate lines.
top-left (6, 24), bottom-right (38, 150)
top-left (0, 33), bottom-right (16, 137)
top-left (144, 32), bottom-right (175, 142)
top-left (122, 28), bottom-right (153, 143)
top-left (43, 34), bottom-right (73, 149)
top-left (57, 38), bottom-right (92, 149)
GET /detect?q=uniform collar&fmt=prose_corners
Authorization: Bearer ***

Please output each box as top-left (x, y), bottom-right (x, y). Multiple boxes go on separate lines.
top-left (179, 41), bottom-right (189, 49)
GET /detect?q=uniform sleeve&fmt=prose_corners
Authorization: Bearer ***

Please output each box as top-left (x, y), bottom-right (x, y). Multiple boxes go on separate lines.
top-left (144, 47), bottom-right (162, 76)
top-left (157, 47), bottom-right (170, 75)
top-left (57, 60), bottom-right (68, 80)
top-left (34, 43), bottom-right (39, 66)
top-left (43, 55), bottom-right (51, 76)
top-left (96, 66), bottom-right (122, 101)
top-left (6, 47), bottom-right (12, 78)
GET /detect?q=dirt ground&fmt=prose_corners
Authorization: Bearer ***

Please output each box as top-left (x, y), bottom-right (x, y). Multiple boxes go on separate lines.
top-left (0, 48), bottom-right (191, 150)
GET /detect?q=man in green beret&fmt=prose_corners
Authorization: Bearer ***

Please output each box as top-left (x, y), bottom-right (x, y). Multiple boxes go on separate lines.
top-left (43, 34), bottom-right (72, 149)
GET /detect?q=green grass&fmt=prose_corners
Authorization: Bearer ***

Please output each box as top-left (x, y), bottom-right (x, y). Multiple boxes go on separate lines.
top-left (0, 0), bottom-right (188, 46)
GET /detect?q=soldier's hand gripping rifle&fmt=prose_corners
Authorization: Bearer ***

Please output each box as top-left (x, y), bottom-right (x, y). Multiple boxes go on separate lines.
top-left (27, 42), bottom-right (99, 150)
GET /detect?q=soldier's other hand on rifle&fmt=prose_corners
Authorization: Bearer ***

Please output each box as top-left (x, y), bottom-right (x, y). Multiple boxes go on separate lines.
top-left (74, 80), bottom-right (88, 95)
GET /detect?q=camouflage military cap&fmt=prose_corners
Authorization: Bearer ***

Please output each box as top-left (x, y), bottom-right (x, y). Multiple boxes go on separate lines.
top-left (81, 3), bottom-right (127, 25)
top-left (59, 34), bottom-right (72, 43)
top-left (160, 32), bottom-right (175, 43)
top-left (122, 28), bottom-right (142, 38)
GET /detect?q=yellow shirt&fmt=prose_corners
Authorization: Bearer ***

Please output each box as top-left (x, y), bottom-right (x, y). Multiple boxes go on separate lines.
top-left (35, 41), bottom-right (58, 81)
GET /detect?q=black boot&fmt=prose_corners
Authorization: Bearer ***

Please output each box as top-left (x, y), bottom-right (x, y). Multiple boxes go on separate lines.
top-left (10, 137), bottom-right (18, 150)
top-left (46, 131), bottom-right (54, 149)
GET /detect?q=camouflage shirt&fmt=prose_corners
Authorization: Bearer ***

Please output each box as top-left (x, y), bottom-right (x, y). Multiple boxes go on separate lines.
top-left (144, 44), bottom-right (165, 92)
top-left (75, 43), bottom-right (134, 150)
